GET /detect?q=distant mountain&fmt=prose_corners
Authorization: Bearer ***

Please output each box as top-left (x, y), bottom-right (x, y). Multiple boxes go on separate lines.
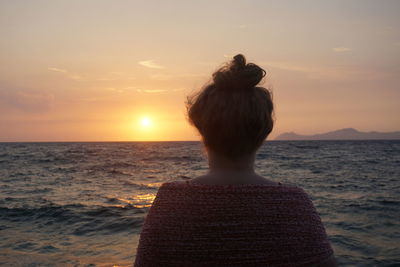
top-left (275, 128), bottom-right (400, 140)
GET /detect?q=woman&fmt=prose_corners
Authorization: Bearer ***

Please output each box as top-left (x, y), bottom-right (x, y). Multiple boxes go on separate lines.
top-left (134, 55), bottom-right (336, 267)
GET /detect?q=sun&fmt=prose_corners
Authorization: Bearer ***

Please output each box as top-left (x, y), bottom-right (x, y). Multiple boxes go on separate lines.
top-left (140, 117), bottom-right (152, 128)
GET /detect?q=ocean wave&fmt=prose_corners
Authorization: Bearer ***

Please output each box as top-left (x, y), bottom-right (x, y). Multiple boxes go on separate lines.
top-left (0, 202), bottom-right (146, 238)
top-left (141, 155), bottom-right (199, 162)
top-left (121, 181), bottom-right (160, 189)
top-left (72, 216), bottom-right (143, 236)
top-left (294, 145), bottom-right (320, 149)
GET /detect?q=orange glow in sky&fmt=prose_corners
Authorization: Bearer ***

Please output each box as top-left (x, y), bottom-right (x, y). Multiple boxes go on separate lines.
top-left (0, 1), bottom-right (399, 141)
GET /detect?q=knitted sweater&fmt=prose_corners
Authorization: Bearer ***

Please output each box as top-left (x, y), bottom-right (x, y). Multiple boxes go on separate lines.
top-left (134, 181), bottom-right (334, 267)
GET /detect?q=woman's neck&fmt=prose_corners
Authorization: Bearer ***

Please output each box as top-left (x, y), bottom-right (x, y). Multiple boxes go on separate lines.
top-left (201, 150), bottom-right (263, 184)
top-left (191, 150), bottom-right (278, 186)
top-left (207, 150), bottom-right (255, 173)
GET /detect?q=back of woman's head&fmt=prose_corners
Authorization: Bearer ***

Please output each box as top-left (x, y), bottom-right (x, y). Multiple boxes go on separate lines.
top-left (187, 54), bottom-right (274, 159)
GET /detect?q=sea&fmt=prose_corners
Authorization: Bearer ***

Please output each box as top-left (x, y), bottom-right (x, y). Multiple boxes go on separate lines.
top-left (0, 140), bottom-right (399, 267)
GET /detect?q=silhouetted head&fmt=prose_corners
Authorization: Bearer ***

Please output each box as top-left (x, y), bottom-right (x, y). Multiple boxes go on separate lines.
top-left (187, 54), bottom-right (274, 159)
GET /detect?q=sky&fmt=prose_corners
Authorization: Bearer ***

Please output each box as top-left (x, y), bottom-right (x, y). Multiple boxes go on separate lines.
top-left (0, 0), bottom-right (399, 141)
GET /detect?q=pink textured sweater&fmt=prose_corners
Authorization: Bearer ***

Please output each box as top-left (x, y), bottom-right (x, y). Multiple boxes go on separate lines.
top-left (134, 181), bottom-right (334, 267)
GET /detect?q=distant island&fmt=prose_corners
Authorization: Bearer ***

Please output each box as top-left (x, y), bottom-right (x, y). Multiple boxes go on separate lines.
top-left (275, 128), bottom-right (400, 140)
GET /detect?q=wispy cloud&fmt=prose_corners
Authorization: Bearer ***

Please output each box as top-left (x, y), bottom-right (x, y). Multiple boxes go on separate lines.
top-left (48, 67), bottom-right (82, 80)
top-left (104, 87), bottom-right (125, 93)
top-left (48, 68), bottom-right (137, 82)
top-left (151, 74), bottom-right (173, 80)
top-left (0, 87), bottom-right (54, 112)
top-left (264, 61), bottom-right (390, 81)
top-left (104, 86), bottom-right (137, 93)
top-left (136, 89), bottom-right (168, 93)
top-left (238, 24), bottom-right (247, 29)
top-left (109, 71), bottom-right (123, 75)
top-left (264, 62), bottom-right (313, 73)
top-left (180, 73), bottom-right (207, 78)
top-left (97, 77), bottom-right (136, 81)
top-left (150, 73), bottom-right (207, 80)
top-left (138, 60), bottom-right (165, 69)
top-left (333, 47), bottom-right (352, 52)
top-left (97, 72), bottom-right (136, 81)
top-left (48, 67), bottom-right (67, 73)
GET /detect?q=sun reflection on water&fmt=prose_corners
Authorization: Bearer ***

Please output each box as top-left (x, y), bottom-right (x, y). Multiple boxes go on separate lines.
top-left (145, 182), bottom-right (162, 188)
top-left (116, 193), bottom-right (156, 208)
top-left (132, 193), bottom-right (156, 208)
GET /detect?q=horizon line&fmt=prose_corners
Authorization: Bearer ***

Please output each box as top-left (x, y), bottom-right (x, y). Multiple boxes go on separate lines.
top-left (1, 139), bottom-right (399, 143)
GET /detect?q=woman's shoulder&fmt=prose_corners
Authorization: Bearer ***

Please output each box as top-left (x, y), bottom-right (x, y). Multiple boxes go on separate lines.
top-left (158, 179), bottom-right (308, 196)
top-left (157, 179), bottom-right (319, 220)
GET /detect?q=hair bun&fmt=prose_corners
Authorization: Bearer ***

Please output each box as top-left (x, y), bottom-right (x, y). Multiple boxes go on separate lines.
top-left (213, 54), bottom-right (266, 91)
top-left (232, 54), bottom-right (246, 69)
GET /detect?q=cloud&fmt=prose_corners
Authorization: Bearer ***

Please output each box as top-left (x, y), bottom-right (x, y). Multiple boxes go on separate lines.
top-left (78, 97), bottom-right (104, 103)
top-left (48, 68), bottom-right (138, 82)
top-left (179, 73), bottom-right (207, 78)
top-left (48, 67), bottom-right (67, 73)
top-left (151, 74), bottom-right (173, 80)
top-left (123, 86), bottom-right (137, 90)
top-left (103, 86), bottom-right (137, 93)
top-left (0, 87), bottom-right (54, 112)
top-left (48, 67), bottom-right (82, 80)
top-left (333, 47), bottom-right (352, 52)
top-left (96, 71), bottom-right (136, 81)
top-left (135, 87), bottom-right (186, 93)
top-left (238, 24), bottom-right (247, 29)
top-left (97, 76), bottom-right (136, 81)
top-left (138, 60), bottom-right (165, 69)
top-left (264, 61), bottom-right (391, 81)
top-left (136, 89), bottom-right (168, 93)
top-left (265, 61), bottom-right (334, 79)
top-left (104, 87), bottom-right (125, 93)
top-left (150, 73), bottom-right (206, 80)
top-left (266, 62), bottom-right (312, 73)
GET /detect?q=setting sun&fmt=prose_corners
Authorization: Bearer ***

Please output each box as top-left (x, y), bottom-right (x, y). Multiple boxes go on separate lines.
top-left (140, 117), bottom-right (152, 128)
